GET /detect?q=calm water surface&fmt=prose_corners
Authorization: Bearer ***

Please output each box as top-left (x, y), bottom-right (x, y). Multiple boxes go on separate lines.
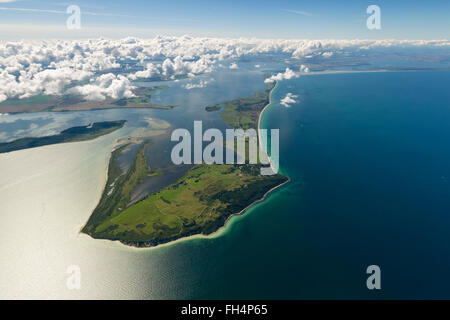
top-left (1, 70), bottom-right (450, 299)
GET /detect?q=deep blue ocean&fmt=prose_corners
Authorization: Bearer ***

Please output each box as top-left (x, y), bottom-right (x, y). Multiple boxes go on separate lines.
top-left (259, 70), bottom-right (450, 298)
top-left (151, 70), bottom-right (450, 299)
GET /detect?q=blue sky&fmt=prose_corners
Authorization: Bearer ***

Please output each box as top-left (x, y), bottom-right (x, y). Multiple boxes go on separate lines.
top-left (0, 0), bottom-right (449, 39)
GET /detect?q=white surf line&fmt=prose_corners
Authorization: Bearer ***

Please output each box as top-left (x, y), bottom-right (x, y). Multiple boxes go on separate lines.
top-left (258, 81), bottom-right (279, 175)
top-left (303, 69), bottom-right (389, 76)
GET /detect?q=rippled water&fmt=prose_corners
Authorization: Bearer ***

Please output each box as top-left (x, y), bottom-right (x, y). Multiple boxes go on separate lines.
top-left (0, 68), bottom-right (269, 299)
top-left (2, 69), bottom-right (450, 299)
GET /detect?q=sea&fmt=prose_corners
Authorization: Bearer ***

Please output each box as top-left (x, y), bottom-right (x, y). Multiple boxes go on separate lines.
top-left (1, 68), bottom-right (450, 299)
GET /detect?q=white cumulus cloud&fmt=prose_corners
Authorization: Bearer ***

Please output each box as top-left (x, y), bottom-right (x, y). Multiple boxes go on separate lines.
top-left (66, 73), bottom-right (135, 101)
top-left (280, 92), bottom-right (298, 107)
top-left (182, 79), bottom-right (211, 90)
top-left (0, 36), bottom-right (447, 104)
top-left (265, 65), bottom-right (309, 83)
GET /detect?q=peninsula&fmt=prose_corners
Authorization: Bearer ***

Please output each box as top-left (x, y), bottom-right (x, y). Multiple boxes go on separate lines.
top-left (0, 86), bottom-right (173, 114)
top-left (0, 120), bottom-right (126, 154)
top-left (82, 82), bottom-right (288, 248)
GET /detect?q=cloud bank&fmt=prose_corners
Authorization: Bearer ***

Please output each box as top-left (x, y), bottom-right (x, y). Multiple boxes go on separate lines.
top-left (0, 36), bottom-right (448, 102)
top-left (66, 73), bottom-right (135, 101)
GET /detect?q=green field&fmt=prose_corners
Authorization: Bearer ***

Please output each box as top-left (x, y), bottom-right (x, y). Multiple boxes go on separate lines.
top-left (82, 142), bottom-right (156, 234)
top-left (0, 120), bottom-right (126, 154)
top-left (83, 149), bottom-right (288, 246)
top-left (81, 81), bottom-right (287, 247)
top-left (221, 83), bottom-right (275, 129)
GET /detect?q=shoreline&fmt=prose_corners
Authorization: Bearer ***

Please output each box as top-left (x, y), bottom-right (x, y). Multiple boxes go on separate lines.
top-left (77, 127), bottom-right (135, 237)
top-left (258, 81), bottom-right (279, 174)
top-left (0, 121), bottom-right (127, 155)
top-left (116, 175), bottom-right (291, 250)
top-left (84, 80), bottom-right (289, 250)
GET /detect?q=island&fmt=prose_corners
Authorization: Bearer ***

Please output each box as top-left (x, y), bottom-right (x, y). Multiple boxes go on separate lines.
top-left (0, 86), bottom-right (174, 114)
top-left (205, 104), bottom-right (221, 112)
top-left (0, 120), bottom-right (126, 154)
top-left (83, 160), bottom-right (287, 246)
top-left (81, 81), bottom-right (288, 248)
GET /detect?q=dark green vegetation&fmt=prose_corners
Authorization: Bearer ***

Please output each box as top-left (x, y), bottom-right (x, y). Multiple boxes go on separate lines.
top-left (0, 86), bottom-right (172, 114)
top-left (113, 87), bottom-right (175, 110)
top-left (82, 142), bottom-right (157, 236)
top-left (221, 83), bottom-right (275, 129)
top-left (83, 160), bottom-right (288, 246)
top-left (205, 104), bottom-right (221, 112)
top-left (82, 81), bottom-right (287, 247)
top-left (0, 120), bottom-right (126, 154)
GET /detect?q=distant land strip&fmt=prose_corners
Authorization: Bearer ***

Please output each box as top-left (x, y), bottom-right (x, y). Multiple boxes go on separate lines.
top-left (0, 120), bottom-right (126, 154)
